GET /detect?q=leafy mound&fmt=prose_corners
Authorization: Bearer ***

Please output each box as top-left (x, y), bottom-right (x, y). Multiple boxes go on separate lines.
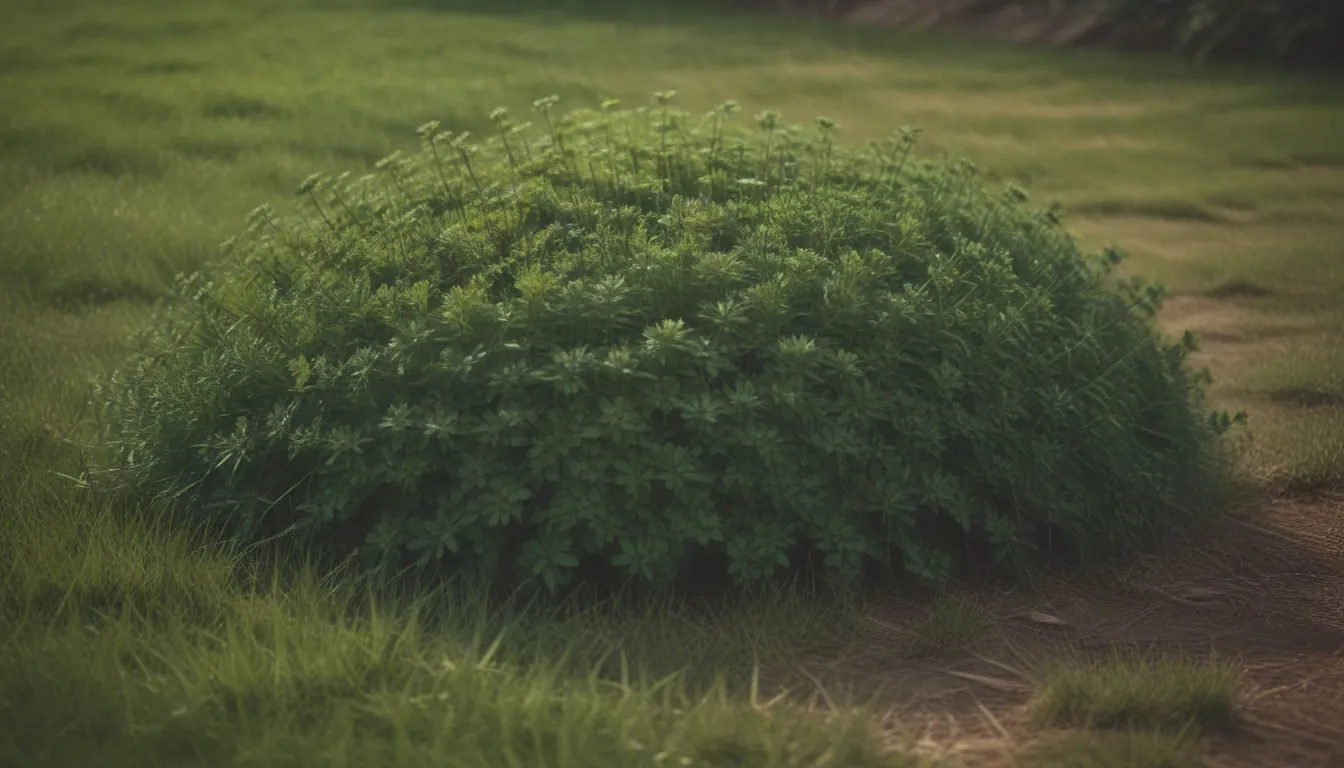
top-left (94, 93), bottom-right (1234, 595)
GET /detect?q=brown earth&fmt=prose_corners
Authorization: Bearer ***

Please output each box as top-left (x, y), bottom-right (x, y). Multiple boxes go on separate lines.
top-left (759, 491), bottom-right (1344, 766)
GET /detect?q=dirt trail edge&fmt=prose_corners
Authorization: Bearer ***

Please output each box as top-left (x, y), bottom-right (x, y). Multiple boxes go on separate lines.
top-left (758, 492), bottom-right (1344, 767)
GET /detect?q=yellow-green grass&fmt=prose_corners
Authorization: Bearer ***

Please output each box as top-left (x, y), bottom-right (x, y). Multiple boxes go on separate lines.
top-left (1, 489), bottom-right (903, 767)
top-left (1031, 654), bottom-right (1240, 733)
top-left (3, 0), bottom-right (1343, 764)
top-left (1072, 216), bottom-right (1344, 489)
top-left (4, 0), bottom-right (1341, 484)
top-left (1018, 730), bottom-right (1203, 768)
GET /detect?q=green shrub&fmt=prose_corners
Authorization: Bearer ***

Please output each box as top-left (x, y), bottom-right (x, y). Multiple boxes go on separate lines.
top-left (93, 93), bottom-right (1234, 597)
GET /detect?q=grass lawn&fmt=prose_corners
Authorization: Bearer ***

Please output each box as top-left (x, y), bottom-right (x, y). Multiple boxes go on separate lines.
top-left (2, 0), bottom-right (1342, 765)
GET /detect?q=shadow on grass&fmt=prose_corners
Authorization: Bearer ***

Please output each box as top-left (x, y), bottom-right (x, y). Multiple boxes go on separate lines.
top-left (376, 0), bottom-right (731, 20)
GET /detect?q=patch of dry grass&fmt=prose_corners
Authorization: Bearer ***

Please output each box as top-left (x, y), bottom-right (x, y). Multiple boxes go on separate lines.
top-left (1031, 653), bottom-right (1240, 733)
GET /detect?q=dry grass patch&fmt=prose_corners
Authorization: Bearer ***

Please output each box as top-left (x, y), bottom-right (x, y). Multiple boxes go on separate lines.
top-left (1031, 653), bottom-right (1239, 733)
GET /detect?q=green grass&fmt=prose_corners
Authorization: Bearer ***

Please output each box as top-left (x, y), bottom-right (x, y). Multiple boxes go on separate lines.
top-left (3, 0), bottom-right (1341, 486)
top-left (906, 595), bottom-right (991, 657)
top-left (1, 495), bottom-right (903, 767)
top-left (1031, 654), bottom-right (1240, 733)
top-left (2, 0), bottom-right (1342, 764)
top-left (1229, 332), bottom-right (1344, 490)
top-left (1020, 731), bottom-right (1203, 768)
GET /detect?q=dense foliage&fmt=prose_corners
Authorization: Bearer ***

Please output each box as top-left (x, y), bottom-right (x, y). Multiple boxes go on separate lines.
top-left (1109, 0), bottom-right (1343, 66)
top-left (94, 94), bottom-right (1234, 597)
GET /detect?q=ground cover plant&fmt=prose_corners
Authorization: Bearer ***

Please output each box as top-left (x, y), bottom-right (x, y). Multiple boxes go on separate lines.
top-left (3, 0), bottom-right (1342, 766)
top-left (1031, 653), bottom-right (1239, 732)
top-left (93, 94), bottom-right (1236, 598)
top-left (904, 593), bottom-right (991, 656)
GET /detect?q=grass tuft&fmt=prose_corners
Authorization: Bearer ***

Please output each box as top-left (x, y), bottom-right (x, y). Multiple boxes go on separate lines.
top-left (906, 594), bottom-right (991, 656)
top-left (1031, 653), bottom-right (1239, 733)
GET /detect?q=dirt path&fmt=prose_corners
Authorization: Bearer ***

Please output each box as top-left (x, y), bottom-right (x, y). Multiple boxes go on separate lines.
top-left (759, 492), bottom-right (1344, 765)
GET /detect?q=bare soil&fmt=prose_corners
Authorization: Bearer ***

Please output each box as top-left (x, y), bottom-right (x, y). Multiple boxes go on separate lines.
top-left (760, 491), bottom-right (1344, 766)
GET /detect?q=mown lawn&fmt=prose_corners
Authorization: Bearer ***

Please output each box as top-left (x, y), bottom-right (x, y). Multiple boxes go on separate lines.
top-left (2, 0), bottom-right (1341, 765)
